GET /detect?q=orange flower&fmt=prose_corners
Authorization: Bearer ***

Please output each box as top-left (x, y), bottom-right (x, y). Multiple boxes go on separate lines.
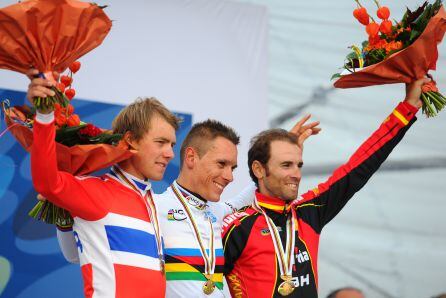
top-left (366, 22), bottom-right (380, 37)
top-left (377, 6), bottom-right (390, 20)
top-left (66, 104), bottom-right (74, 115)
top-left (353, 7), bottom-right (370, 25)
top-left (67, 114), bottom-right (80, 127)
top-left (384, 41), bottom-right (403, 53)
top-left (422, 81), bottom-right (439, 93)
top-left (54, 103), bottom-right (62, 112)
top-left (365, 36), bottom-right (387, 51)
top-left (379, 20), bottom-right (393, 35)
top-left (55, 113), bottom-right (67, 127)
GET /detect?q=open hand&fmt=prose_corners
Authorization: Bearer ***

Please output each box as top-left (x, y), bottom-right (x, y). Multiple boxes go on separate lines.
top-left (289, 114), bottom-right (321, 148)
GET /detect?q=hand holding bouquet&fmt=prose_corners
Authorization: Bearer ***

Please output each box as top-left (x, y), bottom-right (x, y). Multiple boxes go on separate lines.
top-left (333, 0), bottom-right (446, 117)
top-left (0, 0), bottom-right (132, 228)
top-left (3, 66), bottom-right (131, 228)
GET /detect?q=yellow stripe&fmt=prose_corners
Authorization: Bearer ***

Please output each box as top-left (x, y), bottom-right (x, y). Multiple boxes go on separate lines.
top-left (211, 273), bottom-right (224, 282)
top-left (258, 202), bottom-right (284, 211)
top-left (165, 263), bottom-right (198, 272)
top-left (295, 203), bottom-right (324, 209)
top-left (393, 109), bottom-right (409, 125)
top-left (165, 264), bottom-right (224, 281)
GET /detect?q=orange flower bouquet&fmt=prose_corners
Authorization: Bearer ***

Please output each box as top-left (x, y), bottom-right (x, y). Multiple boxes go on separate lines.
top-left (332, 0), bottom-right (446, 117)
top-left (0, 0), bottom-right (132, 228)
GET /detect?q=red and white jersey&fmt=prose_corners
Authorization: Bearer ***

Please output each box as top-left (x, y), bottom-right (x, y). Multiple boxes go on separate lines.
top-left (32, 117), bottom-right (165, 298)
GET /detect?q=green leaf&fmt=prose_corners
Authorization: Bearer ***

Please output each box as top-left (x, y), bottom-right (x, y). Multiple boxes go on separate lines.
top-left (346, 51), bottom-right (357, 60)
top-left (361, 40), bottom-right (369, 48)
top-left (409, 29), bottom-right (421, 42)
top-left (330, 73), bottom-right (342, 81)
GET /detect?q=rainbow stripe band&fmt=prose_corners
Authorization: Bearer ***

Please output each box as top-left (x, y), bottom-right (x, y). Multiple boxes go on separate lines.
top-left (165, 262), bottom-right (224, 289)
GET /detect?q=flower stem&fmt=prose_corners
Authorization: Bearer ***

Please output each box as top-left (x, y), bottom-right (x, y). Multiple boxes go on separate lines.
top-left (421, 93), bottom-right (437, 117)
top-left (372, 0), bottom-right (380, 8)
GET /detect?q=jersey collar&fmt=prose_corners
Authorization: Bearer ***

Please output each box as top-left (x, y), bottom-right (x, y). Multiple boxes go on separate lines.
top-left (175, 181), bottom-right (208, 210)
top-left (109, 165), bottom-right (152, 196)
top-left (255, 191), bottom-right (292, 214)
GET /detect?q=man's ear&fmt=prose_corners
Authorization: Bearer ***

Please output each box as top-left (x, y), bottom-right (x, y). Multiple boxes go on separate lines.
top-left (124, 131), bottom-right (139, 152)
top-left (252, 160), bottom-right (265, 180)
top-left (183, 147), bottom-right (198, 169)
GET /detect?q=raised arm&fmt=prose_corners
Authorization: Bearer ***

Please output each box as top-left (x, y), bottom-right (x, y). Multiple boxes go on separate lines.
top-left (295, 79), bottom-right (428, 232)
top-left (28, 70), bottom-right (110, 220)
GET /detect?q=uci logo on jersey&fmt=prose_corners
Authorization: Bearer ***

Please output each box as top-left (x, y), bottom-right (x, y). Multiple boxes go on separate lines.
top-left (186, 196), bottom-right (207, 210)
top-left (167, 209), bottom-right (187, 221)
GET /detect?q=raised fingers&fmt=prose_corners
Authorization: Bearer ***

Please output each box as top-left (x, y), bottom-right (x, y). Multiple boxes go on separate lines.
top-left (290, 114), bottom-right (312, 135)
top-left (297, 129), bottom-right (313, 148)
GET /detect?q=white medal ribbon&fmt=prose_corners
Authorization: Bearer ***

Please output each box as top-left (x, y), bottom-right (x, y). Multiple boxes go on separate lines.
top-left (253, 197), bottom-right (296, 279)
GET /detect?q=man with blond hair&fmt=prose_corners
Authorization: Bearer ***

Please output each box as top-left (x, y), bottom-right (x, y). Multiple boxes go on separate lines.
top-left (27, 70), bottom-right (179, 297)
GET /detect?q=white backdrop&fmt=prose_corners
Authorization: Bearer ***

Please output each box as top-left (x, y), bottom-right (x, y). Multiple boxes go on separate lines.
top-left (2, 0), bottom-right (445, 297)
top-left (0, 0), bottom-right (269, 200)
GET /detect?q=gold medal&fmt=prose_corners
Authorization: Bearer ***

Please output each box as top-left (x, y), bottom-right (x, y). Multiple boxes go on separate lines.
top-left (202, 275), bottom-right (215, 295)
top-left (278, 276), bottom-right (294, 296)
top-left (253, 199), bottom-right (298, 297)
top-left (172, 183), bottom-right (218, 295)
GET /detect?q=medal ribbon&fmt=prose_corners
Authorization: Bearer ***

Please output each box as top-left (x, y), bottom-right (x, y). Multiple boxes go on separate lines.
top-left (171, 182), bottom-right (216, 277)
top-left (112, 167), bottom-right (164, 267)
top-left (253, 197), bottom-right (296, 279)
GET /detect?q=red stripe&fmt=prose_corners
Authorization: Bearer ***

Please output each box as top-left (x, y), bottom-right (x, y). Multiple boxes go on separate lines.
top-left (174, 255), bottom-right (225, 266)
top-left (114, 264), bottom-right (165, 298)
top-left (81, 264), bottom-right (94, 298)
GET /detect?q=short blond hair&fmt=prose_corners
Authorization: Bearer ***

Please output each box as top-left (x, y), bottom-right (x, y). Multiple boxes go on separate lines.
top-left (112, 97), bottom-right (181, 140)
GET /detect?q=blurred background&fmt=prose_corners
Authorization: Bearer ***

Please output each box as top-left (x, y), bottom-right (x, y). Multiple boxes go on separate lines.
top-left (0, 0), bottom-right (445, 297)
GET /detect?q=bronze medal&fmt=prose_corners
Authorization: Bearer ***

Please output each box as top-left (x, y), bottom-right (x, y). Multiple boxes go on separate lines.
top-left (202, 277), bottom-right (215, 295)
top-left (278, 276), bottom-right (294, 296)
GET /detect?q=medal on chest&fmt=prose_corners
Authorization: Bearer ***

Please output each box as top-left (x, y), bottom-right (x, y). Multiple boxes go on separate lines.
top-left (172, 183), bottom-right (217, 295)
top-left (253, 199), bottom-right (297, 296)
top-left (278, 275), bottom-right (294, 296)
top-left (202, 274), bottom-right (216, 295)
